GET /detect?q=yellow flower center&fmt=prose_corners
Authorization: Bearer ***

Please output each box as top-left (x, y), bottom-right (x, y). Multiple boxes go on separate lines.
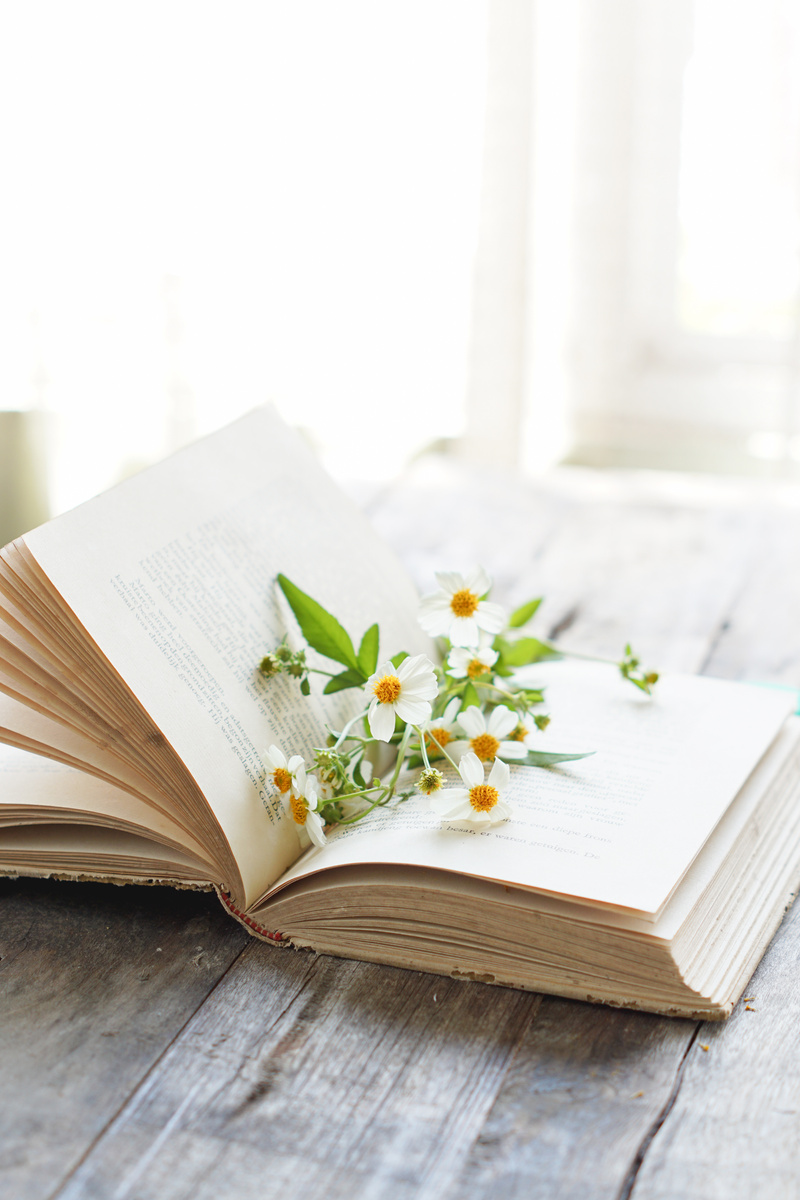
top-left (272, 767), bottom-right (292, 793)
top-left (467, 658), bottom-right (487, 679)
top-left (470, 733), bottom-right (500, 761)
top-left (427, 726), bottom-right (451, 749)
top-left (469, 784), bottom-right (499, 812)
top-left (373, 674), bottom-right (402, 704)
top-left (450, 588), bottom-right (480, 618)
top-left (290, 794), bottom-right (308, 825)
top-left (510, 725), bottom-right (528, 743)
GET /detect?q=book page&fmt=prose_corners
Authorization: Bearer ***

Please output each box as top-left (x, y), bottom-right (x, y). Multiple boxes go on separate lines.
top-left (0, 742), bottom-right (212, 867)
top-left (21, 408), bottom-right (432, 908)
top-left (266, 662), bottom-right (794, 916)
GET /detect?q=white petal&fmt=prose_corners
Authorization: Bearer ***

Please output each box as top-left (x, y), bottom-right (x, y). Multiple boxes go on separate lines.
top-left (488, 756), bottom-right (511, 789)
top-left (395, 697), bottom-right (433, 725)
top-left (397, 652), bottom-right (428, 680)
top-left (458, 707), bottom-right (486, 738)
top-left (434, 570), bottom-right (466, 593)
top-left (498, 740), bottom-right (528, 760)
top-left (488, 705), bottom-right (517, 738)
top-left (492, 799), bottom-right (513, 822)
top-left (447, 648), bottom-right (471, 673)
top-left (366, 661), bottom-right (395, 690)
top-left (465, 566), bottom-right (491, 596)
top-left (442, 697), bottom-right (463, 725)
top-left (399, 662), bottom-right (439, 699)
top-left (288, 754), bottom-right (304, 773)
top-left (418, 592), bottom-right (453, 615)
top-left (449, 616), bottom-right (480, 647)
top-left (265, 744), bottom-right (287, 770)
top-left (400, 676), bottom-right (439, 702)
top-left (464, 808), bottom-right (492, 827)
top-left (429, 787), bottom-right (469, 816)
top-left (446, 663), bottom-right (468, 680)
top-left (418, 605), bottom-right (457, 637)
top-left (458, 751), bottom-right (484, 788)
top-left (444, 738), bottom-right (470, 761)
top-left (293, 762), bottom-right (307, 793)
top-left (475, 601), bottom-right (507, 634)
top-left (439, 798), bottom-right (475, 822)
top-left (368, 699), bottom-right (397, 742)
top-left (306, 810), bottom-right (327, 848)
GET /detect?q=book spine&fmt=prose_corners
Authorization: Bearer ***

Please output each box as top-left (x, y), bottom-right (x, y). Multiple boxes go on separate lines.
top-left (217, 889), bottom-right (286, 943)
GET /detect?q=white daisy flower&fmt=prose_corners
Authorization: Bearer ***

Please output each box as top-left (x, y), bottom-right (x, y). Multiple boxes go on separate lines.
top-left (365, 654), bottom-right (438, 742)
top-left (429, 752), bottom-right (512, 827)
top-left (448, 704), bottom-right (529, 762)
top-left (422, 696), bottom-right (462, 758)
top-left (264, 744), bottom-right (304, 794)
top-left (418, 568), bottom-right (507, 648)
top-left (284, 762), bottom-right (327, 848)
top-left (446, 637), bottom-right (499, 680)
top-left (506, 713), bottom-right (537, 750)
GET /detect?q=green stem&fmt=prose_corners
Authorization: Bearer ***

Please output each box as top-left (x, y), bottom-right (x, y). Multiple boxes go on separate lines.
top-left (416, 725), bottom-right (432, 770)
top-left (331, 707), bottom-right (370, 750)
top-left (385, 723), bottom-right (413, 797)
top-left (432, 736), bottom-right (460, 772)
top-left (331, 792), bottom-right (390, 824)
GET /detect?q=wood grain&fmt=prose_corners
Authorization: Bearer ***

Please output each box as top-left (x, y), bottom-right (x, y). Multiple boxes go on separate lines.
top-left (0, 877), bottom-right (248, 1200)
top-left (629, 900), bottom-right (800, 1200)
top-left (54, 948), bottom-right (538, 1198)
top-left (52, 946), bottom-right (703, 1200)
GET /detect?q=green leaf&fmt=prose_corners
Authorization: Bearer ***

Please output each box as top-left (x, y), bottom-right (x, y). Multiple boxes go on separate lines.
top-left (521, 749), bottom-right (595, 767)
top-left (461, 682), bottom-right (481, 710)
top-left (502, 637), bottom-right (559, 667)
top-left (300, 677), bottom-right (311, 696)
top-left (277, 575), bottom-right (358, 670)
top-left (357, 623), bottom-right (379, 678)
top-left (323, 668), bottom-right (368, 695)
top-left (390, 650), bottom-right (409, 669)
top-left (509, 597), bottom-right (543, 628)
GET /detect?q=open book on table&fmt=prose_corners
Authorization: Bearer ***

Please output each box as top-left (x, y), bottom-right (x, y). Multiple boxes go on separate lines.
top-left (1, 406), bottom-right (799, 1019)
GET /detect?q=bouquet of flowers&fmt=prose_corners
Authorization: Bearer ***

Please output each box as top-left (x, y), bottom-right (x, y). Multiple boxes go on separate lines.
top-left (259, 569), bottom-right (657, 847)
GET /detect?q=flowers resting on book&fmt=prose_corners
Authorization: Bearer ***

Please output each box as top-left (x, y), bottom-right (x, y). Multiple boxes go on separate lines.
top-left (259, 570), bottom-right (658, 848)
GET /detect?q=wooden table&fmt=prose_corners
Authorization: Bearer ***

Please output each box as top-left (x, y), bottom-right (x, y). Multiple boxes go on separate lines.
top-left (4, 461), bottom-right (800, 1200)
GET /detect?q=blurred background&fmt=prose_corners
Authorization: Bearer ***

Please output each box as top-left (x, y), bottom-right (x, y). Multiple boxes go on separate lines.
top-left (2, 0), bottom-right (800, 544)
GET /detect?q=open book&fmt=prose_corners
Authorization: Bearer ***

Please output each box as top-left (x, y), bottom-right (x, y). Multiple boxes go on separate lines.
top-left (1, 407), bottom-right (799, 1019)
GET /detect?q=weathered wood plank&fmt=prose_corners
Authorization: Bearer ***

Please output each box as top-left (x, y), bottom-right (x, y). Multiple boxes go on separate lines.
top-left (54, 948), bottom-right (541, 1199)
top-left (0, 877), bottom-right (248, 1200)
top-left (700, 507), bottom-right (800, 684)
top-left (628, 898), bottom-right (800, 1200)
top-left (441, 1000), bottom-right (697, 1200)
top-left (50, 943), bottom-right (704, 1200)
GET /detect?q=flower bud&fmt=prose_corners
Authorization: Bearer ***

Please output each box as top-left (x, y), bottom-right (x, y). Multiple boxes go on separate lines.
top-left (259, 653), bottom-right (281, 678)
top-left (418, 767), bottom-right (444, 796)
